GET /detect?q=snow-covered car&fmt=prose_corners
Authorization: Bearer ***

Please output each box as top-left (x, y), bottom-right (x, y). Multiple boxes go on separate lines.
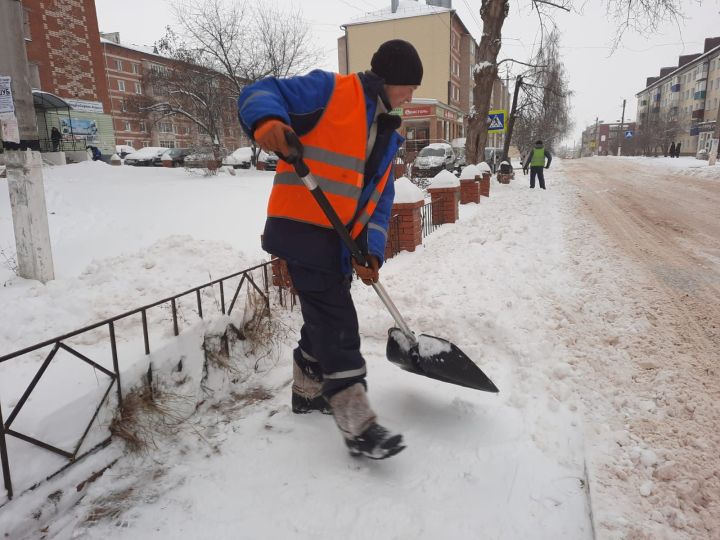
top-left (115, 144), bottom-right (136, 159)
top-left (222, 146), bottom-right (253, 169)
top-left (123, 147), bottom-right (166, 166)
top-left (412, 143), bottom-right (455, 179)
top-left (184, 148), bottom-right (228, 169)
top-left (258, 150), bottom-right (279, 171)
top-left (153, 148), bottom-right (191, 167)
top-left (451, 138), bottom-right (466, 173)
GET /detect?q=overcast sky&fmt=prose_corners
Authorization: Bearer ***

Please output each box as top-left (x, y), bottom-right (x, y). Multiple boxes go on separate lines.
top-left (94, 0), bottom-right (720, 145)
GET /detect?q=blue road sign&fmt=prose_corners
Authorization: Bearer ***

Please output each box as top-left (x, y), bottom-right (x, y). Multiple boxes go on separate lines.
top-left (488, 110), bottom-right (507, 133)
top-left (624, 130), bottom-right (633, 139)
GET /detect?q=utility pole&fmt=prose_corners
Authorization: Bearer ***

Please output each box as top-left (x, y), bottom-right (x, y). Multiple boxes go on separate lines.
top-left (594, 117), bottom-right (599, 156)
top-left (502, 75), bottom-right (522, 164)
top-left (710, 97), bottom-right (720, 166)
top-left (617, 99), bottom-right (626, 156)
top-left (0, 0), bottom-right (55, 283)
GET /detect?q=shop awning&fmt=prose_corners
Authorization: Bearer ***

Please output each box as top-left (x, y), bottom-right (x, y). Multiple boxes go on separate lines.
top-left (32, 90), bottom-right (70, 110)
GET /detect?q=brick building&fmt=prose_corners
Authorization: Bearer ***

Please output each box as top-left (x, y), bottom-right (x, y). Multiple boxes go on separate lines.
top-left (23, 0), bottom-right (115, 155)
top-left (100, 33), bottom-right (247, 152)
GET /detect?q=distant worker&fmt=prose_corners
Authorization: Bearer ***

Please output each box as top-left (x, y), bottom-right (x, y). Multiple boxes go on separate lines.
top-left (674, 141), bottom-right (682, 158)
top-left (522, 140), bottom-right (552, 189)
top-left (668, 142), bottom-right (676, 158)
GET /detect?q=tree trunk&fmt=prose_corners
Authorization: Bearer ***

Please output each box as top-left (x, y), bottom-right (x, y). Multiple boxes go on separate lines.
top-left (466, 0), bottom-right (508, 164)
top-left (502, 75), bottom-right (522, 164)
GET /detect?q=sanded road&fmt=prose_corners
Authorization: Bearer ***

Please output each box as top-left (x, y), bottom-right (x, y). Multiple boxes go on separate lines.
top-left (563, 158), bottom-right (720, 538)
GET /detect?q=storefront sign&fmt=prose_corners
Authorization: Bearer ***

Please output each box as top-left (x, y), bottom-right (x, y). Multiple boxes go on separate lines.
top-left (0, 76), bottom-right (15, 114)
top-left (61, 118), bottom-right (99, 141)
top-left (65, 98), bottom-right (104, 114)
top-left (442, 109), bottom-right (456, 120)
top-left (403, 106), bottom-right (432, 117)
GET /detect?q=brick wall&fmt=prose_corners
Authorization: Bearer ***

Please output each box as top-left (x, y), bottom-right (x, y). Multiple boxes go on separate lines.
top-left (24, 0), bottom-right (110, 111)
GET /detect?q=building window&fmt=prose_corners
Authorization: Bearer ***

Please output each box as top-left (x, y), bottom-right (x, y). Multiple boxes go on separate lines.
top-left (132, 63), bottom-right (139, 74)
top-left (159, 140), bottom-right (175, 148)
top-left (120, 99), bottom-right (127, 112)
top-left (135, 82), bottom-right (142, 94)
top-left (159, 122), bottom-right (174, 133)
top-left (143, 141), bottom-right (150, 147)
top-left (116, 59), bottom-right (123, 71)
top-left (125, 140), bottom-right (133, 147)
top-left (118, 80), bottom-right (125, 92)
top-left (185, 126), bottom-right (190, 134)
top-left (140, 121), bottom-right (146, 132)
top-left (124, 121), bottom-right (131, 132)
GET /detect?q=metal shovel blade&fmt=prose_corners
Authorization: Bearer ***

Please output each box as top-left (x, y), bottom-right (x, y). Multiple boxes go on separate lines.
top-left (386, 328), bottom-right (499, 393)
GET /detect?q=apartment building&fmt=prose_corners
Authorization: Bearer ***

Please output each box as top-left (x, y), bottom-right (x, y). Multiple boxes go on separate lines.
top-left (338, 0), bottom-right (510, 150)
top-left (636, 37), bottom-right (720, 156)
top-left (100, 33), bottom-right (247, 152)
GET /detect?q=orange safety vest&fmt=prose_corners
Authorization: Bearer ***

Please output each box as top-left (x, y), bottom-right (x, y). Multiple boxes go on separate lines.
top-left (268, 73), bottom-right (393, 239)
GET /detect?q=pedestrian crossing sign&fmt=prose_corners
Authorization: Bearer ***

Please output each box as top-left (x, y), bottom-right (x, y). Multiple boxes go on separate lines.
top-left (624, 130), bottom-right (633, 138)
top-left (488, 110), bottom-right (507, 133)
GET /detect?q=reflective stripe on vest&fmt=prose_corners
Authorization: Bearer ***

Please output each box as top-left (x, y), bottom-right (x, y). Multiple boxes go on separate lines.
top-left (268, 73), bottom-right (368, 229)
top-left (350, 163), bottom-right (392, 239)
top-left (531, 147), bottom-right (545, 167)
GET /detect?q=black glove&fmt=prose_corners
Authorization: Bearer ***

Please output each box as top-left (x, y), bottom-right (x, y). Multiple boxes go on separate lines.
top-left (544, 165), bottom-right (549, 169)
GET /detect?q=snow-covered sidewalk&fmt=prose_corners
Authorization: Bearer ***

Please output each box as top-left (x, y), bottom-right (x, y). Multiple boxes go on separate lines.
top-left (1, 163), bottom-right (597, 539)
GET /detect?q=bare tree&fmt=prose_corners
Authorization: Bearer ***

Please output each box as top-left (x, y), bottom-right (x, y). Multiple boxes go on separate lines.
top-left (466, 0), bottom-right (686, 164)
top-left (512, 31), bottom-right (574, 156)
top-left (169, 0), bottom-right (320, 92)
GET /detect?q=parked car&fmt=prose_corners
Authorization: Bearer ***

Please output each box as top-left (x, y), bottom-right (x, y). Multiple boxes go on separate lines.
top-left (153, 148), bottom-right (191, 167)
top-left (451, 138), bottom-right (466, 173)
top-left (411, 143), bottom-right (455, 179)
top-left (184, 148), bottom-right (228, 169)
top-left (115, 144), bottom-right (136, 159)
top-left (222, 146), bottom-right (253, 169)
top-left (123, 147), bottom-right (166, 166)
top-left (258, 150), bottom-right (279, 171)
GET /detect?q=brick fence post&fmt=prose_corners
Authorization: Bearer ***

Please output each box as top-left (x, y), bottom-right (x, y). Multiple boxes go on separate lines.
top-left (477, 162), bottom-right (492, 197)
top-left (460, 178), bottom-right (481, 204)
top-left (427, 171), bottom-right (461, 224)
top-left (389, 200), bottom-right (423, 254)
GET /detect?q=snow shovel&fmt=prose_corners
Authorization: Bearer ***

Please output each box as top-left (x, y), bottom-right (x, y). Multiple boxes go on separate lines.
top-left (279, 133), bottom-right (498, 393)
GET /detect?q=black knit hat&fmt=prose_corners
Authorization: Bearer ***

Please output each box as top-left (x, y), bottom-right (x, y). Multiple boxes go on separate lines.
top-left (371, 40), bottom-right (423, 85)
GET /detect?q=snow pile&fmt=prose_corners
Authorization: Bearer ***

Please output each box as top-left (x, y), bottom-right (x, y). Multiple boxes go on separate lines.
top-left (459, 164), bottom-right (482, 179)
top-left (393, 176), bottom-right (424, 203)
top-left (428, 169), bottom-right (460, 188)
top-left (477, 161), bottom-right (492, 173)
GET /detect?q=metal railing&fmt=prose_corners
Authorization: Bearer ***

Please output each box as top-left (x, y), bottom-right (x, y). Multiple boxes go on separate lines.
top-left (421, 201), bottom-right (438, 238)
top-left (0, 260), bottom-right (284, 502)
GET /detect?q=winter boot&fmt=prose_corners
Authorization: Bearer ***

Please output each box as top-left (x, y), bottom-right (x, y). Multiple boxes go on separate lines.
top-left (292, 358), bottom-right (331, 415)
top-left (329, 383), bottom-right (405, 459)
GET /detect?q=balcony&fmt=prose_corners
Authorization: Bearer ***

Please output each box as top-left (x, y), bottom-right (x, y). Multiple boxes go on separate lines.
top-left (691, 108), bottom-right (705, 119)
top-left (671, 83), bottom-right (681, 92)
top-left (694, 90), bottom-right (706, 100)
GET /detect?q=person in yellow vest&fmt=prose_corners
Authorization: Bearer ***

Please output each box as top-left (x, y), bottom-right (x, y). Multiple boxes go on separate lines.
top-left (237, 40), bottom-right (422, 459)
top-left (522, 140), bottom-right (552, 189)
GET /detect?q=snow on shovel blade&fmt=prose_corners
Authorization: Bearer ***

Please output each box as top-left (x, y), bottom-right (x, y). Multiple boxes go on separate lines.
top-left (386, 328), bottom-right (499, 393)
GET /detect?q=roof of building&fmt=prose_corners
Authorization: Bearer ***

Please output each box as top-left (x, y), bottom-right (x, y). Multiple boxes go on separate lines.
top-left (32, 90), bottom-right (70, 110)
top-left (343, 0), bottom-right (451, 27)
top-left (100, 37), bottom-right (164, 60)
top-left (636, 37), bottom-right (720, 95)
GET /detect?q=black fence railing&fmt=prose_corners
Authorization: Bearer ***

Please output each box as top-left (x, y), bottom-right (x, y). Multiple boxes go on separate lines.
top-left (0, 260), bottom-right (287, 503)
top-left (421, 201), bottom-right (438, 238)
